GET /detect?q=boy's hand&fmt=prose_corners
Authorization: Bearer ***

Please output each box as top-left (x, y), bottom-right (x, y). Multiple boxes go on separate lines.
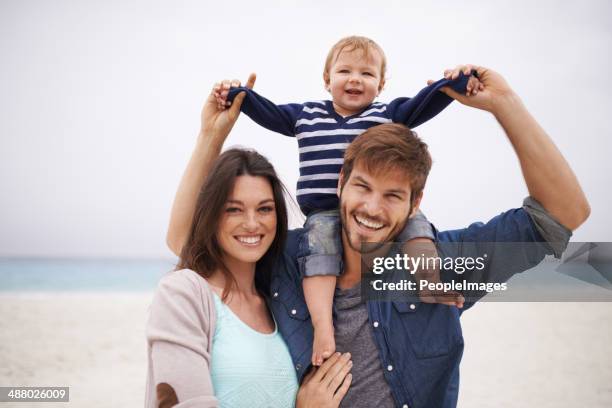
top-left (202, 73), bottom-right (256, 140)
top-left (427, 63), bottom-right (484, 97)
top-left (429, 65), bottom-right (515, 113)
top-left (213, 75), bottom-right (255, 110)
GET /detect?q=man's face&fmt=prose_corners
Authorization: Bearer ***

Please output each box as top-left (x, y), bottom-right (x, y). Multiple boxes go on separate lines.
top-left (338, 162), bottom-right (420, 253)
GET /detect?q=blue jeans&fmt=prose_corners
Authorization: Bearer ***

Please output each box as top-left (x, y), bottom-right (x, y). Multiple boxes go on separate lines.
top-left (298, 209), bottom-right (435, 277)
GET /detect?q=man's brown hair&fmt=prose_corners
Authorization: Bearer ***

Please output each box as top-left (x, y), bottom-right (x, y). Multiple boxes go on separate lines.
top-left (323, 35), bottom-right (387, 87)
top-left (341, 123), bottom-right (432, 207)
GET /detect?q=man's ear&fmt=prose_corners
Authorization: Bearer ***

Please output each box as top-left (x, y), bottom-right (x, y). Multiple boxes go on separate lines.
top-left (337, 170), bottom-right (345, 197)
top-left (409, 191), bottom-right (423, 218)
top-left (323, 72), bottom-right (331, 92)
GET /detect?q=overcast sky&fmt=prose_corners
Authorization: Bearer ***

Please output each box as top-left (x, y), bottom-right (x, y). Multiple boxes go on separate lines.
top-left (1, 0), bottom-right (610, 258)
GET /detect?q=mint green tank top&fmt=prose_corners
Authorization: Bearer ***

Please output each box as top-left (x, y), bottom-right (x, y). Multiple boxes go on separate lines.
top-left (210, 292), bottom-right (298, 408)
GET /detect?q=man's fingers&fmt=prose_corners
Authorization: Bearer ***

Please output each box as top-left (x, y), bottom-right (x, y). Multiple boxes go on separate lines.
top-left (245, 72), bottom-right (256, 89)
top-left (427, 79), bottom-right (435, 86)
top-left (438, 85), bottom-right (464, 101)
top-left (332, 373), bottom-right (352, 404)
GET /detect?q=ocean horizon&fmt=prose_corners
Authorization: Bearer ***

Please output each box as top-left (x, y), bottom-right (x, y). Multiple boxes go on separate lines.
top-left (0, 258), bottom-right (175, 292)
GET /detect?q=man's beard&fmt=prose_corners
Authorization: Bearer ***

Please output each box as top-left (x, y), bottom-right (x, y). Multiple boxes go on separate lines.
top-left (338, 197), bottom-right (412, 254)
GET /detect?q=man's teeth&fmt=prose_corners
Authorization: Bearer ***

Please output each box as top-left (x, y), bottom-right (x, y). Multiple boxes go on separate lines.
top-left (237, 236), bottom-right (261, 244)
top-left (355, 215), bottom-right (383, 230)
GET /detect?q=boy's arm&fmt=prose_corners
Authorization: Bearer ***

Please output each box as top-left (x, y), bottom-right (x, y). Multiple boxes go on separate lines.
top-left (226, 86), bottom-right (303, 136)
top-left (386, 71), bottom-right (472, 128)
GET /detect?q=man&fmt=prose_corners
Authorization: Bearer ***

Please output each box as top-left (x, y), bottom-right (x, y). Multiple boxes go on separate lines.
top-left (167, 65), bottom-right (590, 407)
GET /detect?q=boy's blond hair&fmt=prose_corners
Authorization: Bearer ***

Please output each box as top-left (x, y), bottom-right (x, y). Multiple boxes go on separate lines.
top-left (323, 36), bottom-right (387, 85)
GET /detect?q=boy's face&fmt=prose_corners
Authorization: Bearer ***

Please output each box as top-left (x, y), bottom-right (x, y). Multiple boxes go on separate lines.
top-left (325, 48), bottom-right (384, 117)
top-left (337, 162), bottom-right (420, 253)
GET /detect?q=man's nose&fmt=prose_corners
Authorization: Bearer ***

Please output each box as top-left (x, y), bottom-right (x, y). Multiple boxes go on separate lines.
top-left (363, 194), bottom-right (383, 215)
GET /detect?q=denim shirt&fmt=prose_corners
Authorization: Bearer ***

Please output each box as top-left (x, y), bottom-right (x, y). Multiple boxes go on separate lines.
top-left (265, 202), bottom-right (569, 408)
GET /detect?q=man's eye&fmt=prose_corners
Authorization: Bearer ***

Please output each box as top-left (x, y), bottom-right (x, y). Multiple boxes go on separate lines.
top-left (355, 183), bottom-right (369, 190)
top-left (386, 194), bottom-right (402, 201)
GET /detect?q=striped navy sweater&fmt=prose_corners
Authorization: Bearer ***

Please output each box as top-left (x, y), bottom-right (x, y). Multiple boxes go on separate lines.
top-left (227, 73), bottom-right (471, 215)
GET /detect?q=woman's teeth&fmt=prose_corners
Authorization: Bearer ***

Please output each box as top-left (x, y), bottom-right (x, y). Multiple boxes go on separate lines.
top-left (355, 215), bottom-right (383, 230)
top-left (236, 235), bottom-right (262, 244)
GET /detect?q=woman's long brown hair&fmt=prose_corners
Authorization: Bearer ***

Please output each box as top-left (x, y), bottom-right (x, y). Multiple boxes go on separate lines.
top-left (176, 148), bottom-right (289, 301)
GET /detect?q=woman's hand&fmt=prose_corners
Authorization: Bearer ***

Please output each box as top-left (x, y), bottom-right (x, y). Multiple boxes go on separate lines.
top-left (200, 73), bottom-right (256, 142)
top-left (296, 352), bottom-right (353, 408)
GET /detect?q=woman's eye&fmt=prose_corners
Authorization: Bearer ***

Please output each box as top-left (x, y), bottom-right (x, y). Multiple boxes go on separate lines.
top-left (226, 207), bottom-right (241, 213)
top-left (259, 206), bottom-right (275, 213)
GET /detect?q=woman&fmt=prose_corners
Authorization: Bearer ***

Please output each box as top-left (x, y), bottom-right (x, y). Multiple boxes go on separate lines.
top-left (145, 75), bottom-right (352, 407)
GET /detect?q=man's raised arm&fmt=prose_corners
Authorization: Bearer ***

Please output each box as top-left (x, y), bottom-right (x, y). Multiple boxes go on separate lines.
top-left (166, 74), bottom-right (255, 256)
top-left (435, 65), bottom-right (590, 231)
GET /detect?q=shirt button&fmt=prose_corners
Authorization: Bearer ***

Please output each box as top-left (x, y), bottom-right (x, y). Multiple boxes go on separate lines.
top-left (373, 321), bottom-right (379, 328)
top-left (387, 365), bottom-right (393, 371)
top-left (402, 405), bottom-right (409, 408)
top-left (273, 292), bottom-right (279, 298)
top-left (409, 304), bottom-right (416, 310)
top-left (296, 364), bottom-right (302, 370)
top-left (291, 309), bottom-right (297, 315)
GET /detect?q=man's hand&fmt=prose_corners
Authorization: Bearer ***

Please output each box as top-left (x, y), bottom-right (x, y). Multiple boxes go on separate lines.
top-left (296, 352), bottom-right (353, 408)
top-left (201, 73), bottom-right (256, 142)
top-left (428, 65), bottom-right (516, 114)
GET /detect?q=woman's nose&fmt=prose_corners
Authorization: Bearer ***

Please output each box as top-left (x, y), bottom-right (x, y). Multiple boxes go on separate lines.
top-left (242, 212), bottom-right (259, 230)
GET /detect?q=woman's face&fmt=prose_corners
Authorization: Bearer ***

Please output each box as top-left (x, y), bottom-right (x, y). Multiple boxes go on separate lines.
top-left (217, 175), bottom-right (277, 266)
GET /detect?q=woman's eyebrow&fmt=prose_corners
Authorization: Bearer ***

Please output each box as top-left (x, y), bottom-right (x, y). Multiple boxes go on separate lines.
top-left (226, 199), bottom-right (275, 205)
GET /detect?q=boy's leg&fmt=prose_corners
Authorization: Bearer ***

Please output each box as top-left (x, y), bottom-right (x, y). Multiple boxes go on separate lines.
top-left (399, 210), bottom-right (465, 308)
top-left (303, 276), bottom-right (336, 366)
top-left (298, 210), bottom-right (342, 366)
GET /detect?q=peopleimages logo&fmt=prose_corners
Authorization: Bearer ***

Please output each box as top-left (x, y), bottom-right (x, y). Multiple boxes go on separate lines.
top-left (371, 253), bottom-right (487, 275)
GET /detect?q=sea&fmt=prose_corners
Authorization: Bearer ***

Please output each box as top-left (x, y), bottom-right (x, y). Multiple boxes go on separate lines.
top-left (0, 258), bottom-right (175, 292)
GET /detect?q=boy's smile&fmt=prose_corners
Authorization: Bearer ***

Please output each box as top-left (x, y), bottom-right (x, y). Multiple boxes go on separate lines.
top-left (326, 48), bottom-right (385, 117)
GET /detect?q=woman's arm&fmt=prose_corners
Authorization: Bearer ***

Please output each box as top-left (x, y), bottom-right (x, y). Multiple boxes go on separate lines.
top-left (166, 74), bottom-right (256, 256)
top-left (146, 271), bottom-right (218, 407)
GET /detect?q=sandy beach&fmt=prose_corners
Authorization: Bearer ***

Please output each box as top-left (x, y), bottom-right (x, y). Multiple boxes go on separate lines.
top-left (0, 293), bottom-right (611, 407)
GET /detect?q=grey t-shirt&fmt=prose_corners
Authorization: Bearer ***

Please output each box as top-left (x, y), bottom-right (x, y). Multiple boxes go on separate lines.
top-left (334, 283), bottom-right (395, 408)
top-left (331, 197), bottom-right (571, 408)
